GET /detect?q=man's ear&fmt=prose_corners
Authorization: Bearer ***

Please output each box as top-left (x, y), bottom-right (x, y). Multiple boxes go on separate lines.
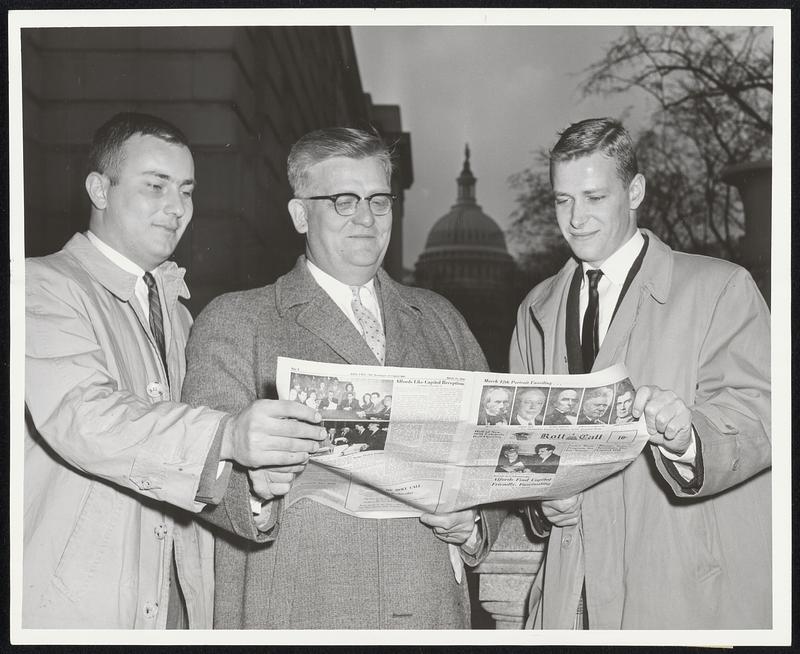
top-left (85, 172), bottom-right (111, 210)
top-left (288, 199), bottom-right (308, 235)
top-left (628, 173), bottom-right (646, 210)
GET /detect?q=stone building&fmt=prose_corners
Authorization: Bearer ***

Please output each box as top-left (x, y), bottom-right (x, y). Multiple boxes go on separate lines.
top-left (21, 26), bottom-right (411, 314)
top-left (414, 145), bottom-right (517, 371)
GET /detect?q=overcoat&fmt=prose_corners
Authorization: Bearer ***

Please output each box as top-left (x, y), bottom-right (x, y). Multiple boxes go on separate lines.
top-left (183, 257), bottom-right (500, 629)
top-left (510, 230), bottom-right (771, 629)
top-left (24, 233), bottom-right (228, 628)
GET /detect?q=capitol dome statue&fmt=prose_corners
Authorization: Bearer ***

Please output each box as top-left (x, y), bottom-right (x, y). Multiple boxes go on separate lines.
top-left (414, 145), bottom-right (517, 371)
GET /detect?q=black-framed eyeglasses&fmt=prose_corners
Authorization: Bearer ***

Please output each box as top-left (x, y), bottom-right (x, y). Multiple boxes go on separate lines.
top-left (297, 192), bottom-right (396, 217)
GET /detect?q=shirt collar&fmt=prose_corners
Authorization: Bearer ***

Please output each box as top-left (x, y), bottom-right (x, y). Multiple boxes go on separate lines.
top-left (582, 230), bottom-right (645, 288)
top-left (305, 258), bottom-right (377, 297)
top-left (87, 230), bottom-right (149, 277)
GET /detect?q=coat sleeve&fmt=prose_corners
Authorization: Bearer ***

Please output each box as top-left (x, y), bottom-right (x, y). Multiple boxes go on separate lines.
top-left (25, 260), bottom-right (227, 513)
top-left (181, 293), bottom-right (278, 543)
top-left (655, 267), bottom-right (771, 497)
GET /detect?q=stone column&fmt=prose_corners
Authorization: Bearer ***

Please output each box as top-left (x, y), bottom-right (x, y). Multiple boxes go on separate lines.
top-left (474, 511), bottom-right (545, 629)
top-left (720, 160), bottom-right (771, 305)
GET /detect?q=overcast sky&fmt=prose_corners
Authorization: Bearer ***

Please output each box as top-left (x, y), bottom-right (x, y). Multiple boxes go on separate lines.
top-left (352, 26), bottom-right (652, 269)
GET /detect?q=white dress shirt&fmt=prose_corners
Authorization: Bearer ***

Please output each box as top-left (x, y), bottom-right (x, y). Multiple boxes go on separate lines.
top-left (87, 230), bottom-right (152, 319)
top-left (579, 231), bottom-right (696, 477)
top-left (305, 259), bottom-right (384, 334)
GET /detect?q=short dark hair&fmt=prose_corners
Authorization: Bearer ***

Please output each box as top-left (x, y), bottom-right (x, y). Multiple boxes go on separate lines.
top-left (88, 112), bottom-right (190, 182)
top-left (550, 117), bottom-right (638, 187)
top-left (535, 443), bottom-right (556, 453)
top-left (287, 127), bottom-right (393, 195)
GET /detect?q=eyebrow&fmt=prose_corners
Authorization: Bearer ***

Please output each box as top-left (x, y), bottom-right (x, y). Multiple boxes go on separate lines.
top-left (142, 170), bottom-right (195, 186)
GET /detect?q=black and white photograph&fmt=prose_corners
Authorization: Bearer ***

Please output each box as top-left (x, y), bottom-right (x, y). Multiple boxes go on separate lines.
top-left (576, 385), bottom-right (615, 425)
top-left (494, 443), bottom-right (533, 474)
top-left (9, 7), bottom-right (788, 647)
top-left (529, 443), bottom-right (562, 475)
top-left (319, 420), bottom-right (388, 456)
top-left (476, 385), bottom-right (514, 425)
top-left (542, 387), bottom-right (582, 426)
top-left (611, 379), bottom-right (636, 424)
top-left (509, 386), bottom-right (550, 426)
top-left (289, 372), bottom-right (393, 420)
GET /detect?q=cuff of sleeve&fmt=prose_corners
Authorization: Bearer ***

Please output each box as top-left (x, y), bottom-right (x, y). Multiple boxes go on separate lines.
top-left (659, 427), bottom-right (704, 493)
top-left (524, 502), bottom-right (552, 538)
top-left (252, 497), bottom-right (274, 532)
top-left (460, 519), bottom-right (482, 556)
top-left (195, 415), bottom-right (232, 505)
top-left (659, 428), bottom-right (697, 464)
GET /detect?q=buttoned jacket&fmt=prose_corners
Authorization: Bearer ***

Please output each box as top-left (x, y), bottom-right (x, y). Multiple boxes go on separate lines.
top-left (24, 233), bottom-right (227, 628)
top-left (510, 230), bottom-right (771, 629)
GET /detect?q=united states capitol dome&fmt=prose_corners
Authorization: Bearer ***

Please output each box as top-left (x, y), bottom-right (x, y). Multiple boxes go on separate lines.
top-left (423, 145), bottom-right (509, 253)
top-left (413, 144), bottom-right (517, 372)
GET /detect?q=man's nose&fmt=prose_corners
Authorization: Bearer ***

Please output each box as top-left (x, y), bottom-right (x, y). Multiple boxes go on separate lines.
top-left (164, 186), bottom-right (186, 218)
top-left (570, 200), bottom-right (588, 229)
top-left (351, 199), bottom-right (376, 226)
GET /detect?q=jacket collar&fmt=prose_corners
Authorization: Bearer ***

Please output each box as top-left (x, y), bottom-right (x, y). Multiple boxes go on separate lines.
top-left (63, 232), bottom-right (190, 302)
top-left (528, 228), bottom-right (672, 316)
top-left (526, 229), bottom-right (674, 373)
top-left (275, 256), bottom-right (424, 366)
top-left (633, 228), bottom-right (672, 305)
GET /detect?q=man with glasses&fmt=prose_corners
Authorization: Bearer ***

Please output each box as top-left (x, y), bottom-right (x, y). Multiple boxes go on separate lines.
top-left (183, 127), bottom-right (502, 629)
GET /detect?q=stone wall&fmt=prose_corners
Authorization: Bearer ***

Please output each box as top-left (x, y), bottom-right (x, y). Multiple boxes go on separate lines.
top-left (22, 26), bottom-right (410, 314)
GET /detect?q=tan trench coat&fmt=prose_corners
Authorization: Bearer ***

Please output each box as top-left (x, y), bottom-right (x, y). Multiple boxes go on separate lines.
top-left (24, 233), bottom-right (227, 628)
top-left (510, 230), bottom-right (771, 629)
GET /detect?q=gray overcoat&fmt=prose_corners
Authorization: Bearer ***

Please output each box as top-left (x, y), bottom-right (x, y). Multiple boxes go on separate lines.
top-left (183, 257), bottom-right (499, 629)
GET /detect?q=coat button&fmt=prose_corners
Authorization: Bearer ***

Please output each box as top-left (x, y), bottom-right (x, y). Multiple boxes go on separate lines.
top-left (154, 524), bottom-right (167, 539)
top-left (562, 534), bottom-right (573, 548)
top-left (143, 601), bottom-right (158, 618)
top-left (147, 381), bottom-right (165, 399)
top-left (140, 479), bottom-right (152, 490)
top-left (732, 458), bottom-right (740, 471)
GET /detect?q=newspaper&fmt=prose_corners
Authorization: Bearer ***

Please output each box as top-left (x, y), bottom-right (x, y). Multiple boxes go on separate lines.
top-left (276, 356), bottom-right (649, 518)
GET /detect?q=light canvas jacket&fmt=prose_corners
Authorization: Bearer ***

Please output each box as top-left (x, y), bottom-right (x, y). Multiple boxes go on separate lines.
top-left (183, 256), bottom-right (502, 629)
top-left (24, 233), bottom-right (228, 628)
top-left (510, 230), bottom-right (771, 629)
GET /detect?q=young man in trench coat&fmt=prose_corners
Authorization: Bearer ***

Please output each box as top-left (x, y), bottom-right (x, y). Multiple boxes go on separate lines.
top-left (24, 113), bottom-right (324, 628)
top-left (511, 118), bottom-right (771, 629)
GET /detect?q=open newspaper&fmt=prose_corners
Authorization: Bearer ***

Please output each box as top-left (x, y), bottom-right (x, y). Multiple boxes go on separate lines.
top-left (277, 357), bottom-right (649, 519)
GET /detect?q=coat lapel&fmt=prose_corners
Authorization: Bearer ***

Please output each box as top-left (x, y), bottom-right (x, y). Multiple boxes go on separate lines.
top-left (593, 230), bottom-right (672, 376)
top-left (528, 259), bottom-right (577, 374)
top-left (276, 257), bottom-right (381, 366)
top-left (376, 269), bottom-right (426, 368)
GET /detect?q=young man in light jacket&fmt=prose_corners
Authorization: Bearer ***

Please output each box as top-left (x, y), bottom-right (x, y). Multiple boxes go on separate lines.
top-left (24, 112), bottom-right (325, 628)
top-left (511, 118), bottom-right (771, 629)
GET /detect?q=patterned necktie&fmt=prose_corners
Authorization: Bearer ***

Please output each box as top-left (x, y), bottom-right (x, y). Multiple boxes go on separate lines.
top-left (581, 269), bottom-right (603, 372)
top-left (143, 272), bottom-right (169, 378)
top-left (350, 285), bottom-right (385, 365)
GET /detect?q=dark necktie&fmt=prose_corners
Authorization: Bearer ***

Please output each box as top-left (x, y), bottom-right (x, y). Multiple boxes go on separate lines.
top-left (581, 269), bottom-right (603, 372)
top-left (143, 272), bottom-right (169, 378)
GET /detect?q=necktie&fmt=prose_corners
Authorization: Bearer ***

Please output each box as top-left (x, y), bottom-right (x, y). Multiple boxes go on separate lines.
top-left (350, 286), bottom-right (385, 364)
top-left (143, 272), bottom-right (169, 378)
top-left (581, 269), bottom-right (603, 372)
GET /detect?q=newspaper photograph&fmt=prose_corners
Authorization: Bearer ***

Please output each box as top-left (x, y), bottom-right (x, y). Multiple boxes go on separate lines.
top-left (276, 357), bottom-right (650, 518)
